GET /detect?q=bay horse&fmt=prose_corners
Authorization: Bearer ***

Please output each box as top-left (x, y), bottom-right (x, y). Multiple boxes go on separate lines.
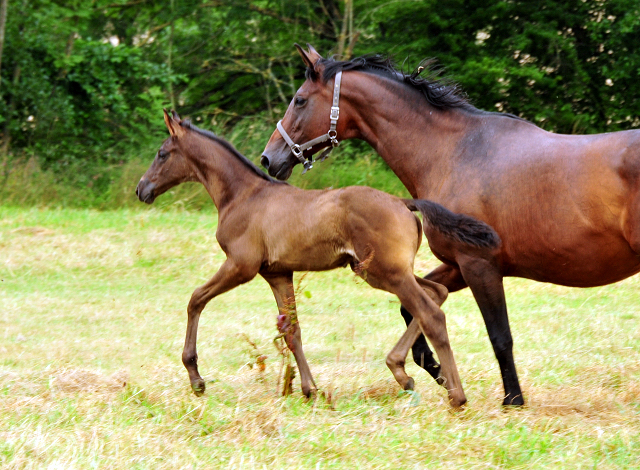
top-left (136, 110), bottom-right (501, 409)
top-left (261, 44), bottom-right (640, 406)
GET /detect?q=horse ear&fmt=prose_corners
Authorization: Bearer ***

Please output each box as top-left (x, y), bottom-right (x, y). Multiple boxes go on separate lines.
top-left (295, 43), bottom-right (318, 69)
top-left (306, 44), bottom-right (323, 63)
top-left (163, 109), bottom-right (185, 137)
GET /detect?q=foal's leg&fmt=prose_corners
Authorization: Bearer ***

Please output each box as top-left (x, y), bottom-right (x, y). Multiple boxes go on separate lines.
top-left (385, 319), bottom-right (422, 390)
top-left (401, 264), bottom-right (467, 381)
top-left (394, 276), bottom-right (466, 408)
top-left (262, 273), bottom-right (317, 398)
top-left (183, 259), bottom-right (257, 396)
top-left (388, 276), bottom-right (448, 388)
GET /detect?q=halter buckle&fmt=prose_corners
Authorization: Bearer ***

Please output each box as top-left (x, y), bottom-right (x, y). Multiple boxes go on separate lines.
top-left (330, 106), bottom-right (340, 121)
top-left (291, 144), bottom-right (303, 158)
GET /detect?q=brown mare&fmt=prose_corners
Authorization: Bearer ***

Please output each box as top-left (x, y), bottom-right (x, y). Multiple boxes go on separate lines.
top-left (261, 45), bottom-right (640, 406)
top-left (135, 110), bottom-right (501, 408)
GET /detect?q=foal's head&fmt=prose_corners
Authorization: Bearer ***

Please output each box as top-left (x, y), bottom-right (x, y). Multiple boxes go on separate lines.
top-left (136, 110), bottom-right (196, 204)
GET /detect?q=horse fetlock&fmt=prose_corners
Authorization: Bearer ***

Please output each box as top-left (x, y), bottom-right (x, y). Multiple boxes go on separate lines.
top-left (182, 352), bottom-right (198, 367)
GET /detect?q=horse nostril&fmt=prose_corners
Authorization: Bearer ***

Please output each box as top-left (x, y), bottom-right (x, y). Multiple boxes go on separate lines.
top-left (260, 155), bottom-right (270, 169)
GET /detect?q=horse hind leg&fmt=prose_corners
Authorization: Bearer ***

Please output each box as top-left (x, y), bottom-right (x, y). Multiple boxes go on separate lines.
top-left (385, 319), bottom-right (422, 390)
top-left (401, 265), bottom-right (467, 382)
top-left (395, 276), bottom-right (449, 386)
top-left (376, 271), bottom-right (466, 408)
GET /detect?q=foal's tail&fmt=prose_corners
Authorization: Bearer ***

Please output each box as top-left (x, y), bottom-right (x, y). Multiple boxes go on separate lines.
top-left (403, 199), bottom-right (501, 248)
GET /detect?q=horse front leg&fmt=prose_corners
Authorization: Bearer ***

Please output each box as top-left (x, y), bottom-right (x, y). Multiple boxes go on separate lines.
top-left (262, 272), bottom-right (317, 398)
top-left (401, 264), bottom-right (466, 382)
top-left (183, 259), bottom-right (257, 396)
top-left (457, 256), bottom-right (523, 406)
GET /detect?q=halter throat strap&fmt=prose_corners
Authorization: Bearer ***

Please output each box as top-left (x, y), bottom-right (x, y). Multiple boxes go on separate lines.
top-left (276, 70), bottom-right (343, 174)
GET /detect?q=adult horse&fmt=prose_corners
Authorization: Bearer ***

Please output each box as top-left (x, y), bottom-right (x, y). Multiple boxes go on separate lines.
top-left (261, 44), bottom-right (640, 406)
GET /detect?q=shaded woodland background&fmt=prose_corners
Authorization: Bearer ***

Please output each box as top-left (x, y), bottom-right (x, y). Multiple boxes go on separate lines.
top-left (1, 0), bottom-right (639, 207)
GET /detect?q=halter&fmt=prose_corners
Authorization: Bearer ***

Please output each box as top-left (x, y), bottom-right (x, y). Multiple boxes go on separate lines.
top-left (276, 70), bottom-right (343, 174)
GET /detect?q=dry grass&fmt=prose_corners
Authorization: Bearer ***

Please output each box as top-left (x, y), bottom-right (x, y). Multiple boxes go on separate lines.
top-left (1, 206), bottom-right (639, 469)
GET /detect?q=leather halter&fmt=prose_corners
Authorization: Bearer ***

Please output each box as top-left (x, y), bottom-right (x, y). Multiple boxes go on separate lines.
top-left (275, 70), bottom-right (343, 174)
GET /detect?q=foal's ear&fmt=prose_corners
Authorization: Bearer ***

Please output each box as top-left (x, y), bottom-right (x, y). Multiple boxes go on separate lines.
top-left (295, 43), bottom-right (322, 70)
top-left (163, 108), bottom-right (185, 138)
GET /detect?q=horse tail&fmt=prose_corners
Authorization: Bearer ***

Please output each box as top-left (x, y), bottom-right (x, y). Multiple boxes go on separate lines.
top-left (403, 199), bottom-right (501, 248)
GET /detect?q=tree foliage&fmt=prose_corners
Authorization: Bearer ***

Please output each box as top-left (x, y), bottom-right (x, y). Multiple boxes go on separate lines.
top-left (1, 0), bottom-right (639, 189)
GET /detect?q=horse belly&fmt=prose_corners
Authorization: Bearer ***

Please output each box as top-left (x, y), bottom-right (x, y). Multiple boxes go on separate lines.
top-left (507, 237), bottom-right (640, 287)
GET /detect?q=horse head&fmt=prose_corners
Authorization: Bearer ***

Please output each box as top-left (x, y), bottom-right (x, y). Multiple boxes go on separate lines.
top-left (136, 110), bottom-right (195, 204)
top-left (262, 44), bottom-right (350, 180)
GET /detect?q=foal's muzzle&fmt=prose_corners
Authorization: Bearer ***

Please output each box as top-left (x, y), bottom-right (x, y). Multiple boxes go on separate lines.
top-left (135, 179), bottom-right (157, 204)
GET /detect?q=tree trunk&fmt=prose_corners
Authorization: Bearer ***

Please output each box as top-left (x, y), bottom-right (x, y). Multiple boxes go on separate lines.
top-left (0, 0), bottom-right (8, 89)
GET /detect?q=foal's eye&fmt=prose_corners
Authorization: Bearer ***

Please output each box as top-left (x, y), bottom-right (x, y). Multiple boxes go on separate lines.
top-left (294, 97), bottom-right (307, 108)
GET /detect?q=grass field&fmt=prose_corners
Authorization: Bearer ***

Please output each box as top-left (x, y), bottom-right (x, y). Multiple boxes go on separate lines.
top-left (1, 206), bottom-right (639, 469)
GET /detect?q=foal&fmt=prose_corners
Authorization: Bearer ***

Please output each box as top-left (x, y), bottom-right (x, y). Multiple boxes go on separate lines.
top-left (136, 110), bottom-right (500, 408)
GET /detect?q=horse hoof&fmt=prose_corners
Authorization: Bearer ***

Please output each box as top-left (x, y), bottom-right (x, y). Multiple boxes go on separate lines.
top-left (450, 396), bottom-right (467, 410)
top-left (191, 379), bottom-right (206, 397)
top-left (502, 394), bottom-right (524, 407)
top-left (404, 377), bottom-right (415, 391)
top-left (303, 387), bottom-right (318, 400)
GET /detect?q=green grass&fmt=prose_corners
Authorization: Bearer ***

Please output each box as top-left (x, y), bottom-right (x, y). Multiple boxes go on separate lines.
top-left (1, 206), bottom-right (639, 469)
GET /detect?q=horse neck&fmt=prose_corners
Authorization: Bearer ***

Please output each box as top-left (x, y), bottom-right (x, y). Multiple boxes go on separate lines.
top-left (182, 133), bottom-right (266, 210)
top-left (342, 73), bottom-right (479, 198)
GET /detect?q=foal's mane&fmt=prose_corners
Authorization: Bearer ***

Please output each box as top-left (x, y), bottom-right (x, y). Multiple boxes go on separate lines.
top-left (314, 54), bottom-right (524, 120)
top-left (179, 120), bottom-right (287, 185)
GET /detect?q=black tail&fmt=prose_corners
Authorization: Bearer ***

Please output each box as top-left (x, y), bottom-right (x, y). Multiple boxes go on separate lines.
top-left (403, 199), bottom-right (501, 248)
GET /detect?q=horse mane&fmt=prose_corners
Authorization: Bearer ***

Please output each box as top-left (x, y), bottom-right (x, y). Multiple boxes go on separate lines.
top-left (314, 54), bottom-right (524, 120)
top-left (179, 120), bottom-right (287, 185)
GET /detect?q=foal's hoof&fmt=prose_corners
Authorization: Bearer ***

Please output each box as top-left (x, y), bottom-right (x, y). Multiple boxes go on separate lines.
top-left (191, 378), bottom-right (206, 397)
top-left (303, 387), bottom-right (318, 400)
top-left (403, 377), bottom-right (415, 391)
top-left (502, 394), bottom-right (524, 407)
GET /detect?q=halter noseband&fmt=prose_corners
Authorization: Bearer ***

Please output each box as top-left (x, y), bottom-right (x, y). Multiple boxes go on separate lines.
top-left (276, 70), bottom-right (343, 174)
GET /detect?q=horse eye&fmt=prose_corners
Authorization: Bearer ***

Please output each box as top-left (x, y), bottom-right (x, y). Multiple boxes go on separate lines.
top-left (158, 150), bottom-right (169, 161)
top-left (294, 97), bottom-right (307, 108)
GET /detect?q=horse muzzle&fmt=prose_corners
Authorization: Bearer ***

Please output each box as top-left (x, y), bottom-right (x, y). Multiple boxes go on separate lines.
top-left (261, 150), bottom-right (294, 180)
top-left (135, 179), bottom-right (157, 204)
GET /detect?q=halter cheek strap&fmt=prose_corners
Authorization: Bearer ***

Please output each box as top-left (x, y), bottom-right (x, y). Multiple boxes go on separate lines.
top-left (276, 70), bottom-right (343, 174)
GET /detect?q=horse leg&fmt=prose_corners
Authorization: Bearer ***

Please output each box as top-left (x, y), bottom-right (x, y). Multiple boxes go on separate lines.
top-left (385, 318), bottom-right (422, 390)
top-left (183, 259), bottom-right (257, 396)
top-left (394, 278), bottom-right (466, 408)
top-left (457, 255), bottom-right (523, 406)
top-left (401, 264), bottom-right (467, 381)
top-left (262, 273), bottom-right (317, 398)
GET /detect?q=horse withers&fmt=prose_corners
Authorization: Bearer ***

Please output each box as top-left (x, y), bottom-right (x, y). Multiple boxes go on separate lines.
top-left (136, 110), bottom-right (501, 408)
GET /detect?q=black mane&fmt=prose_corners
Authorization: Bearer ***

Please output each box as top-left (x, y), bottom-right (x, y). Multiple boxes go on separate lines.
top-left (314, 54), bottom-right (524, 120)
top-left (179, 120), bottom-right (287, 185)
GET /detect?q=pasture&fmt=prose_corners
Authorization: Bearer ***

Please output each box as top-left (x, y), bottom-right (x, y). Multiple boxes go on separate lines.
top-left (1, 206), bottom-right (639, 469)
